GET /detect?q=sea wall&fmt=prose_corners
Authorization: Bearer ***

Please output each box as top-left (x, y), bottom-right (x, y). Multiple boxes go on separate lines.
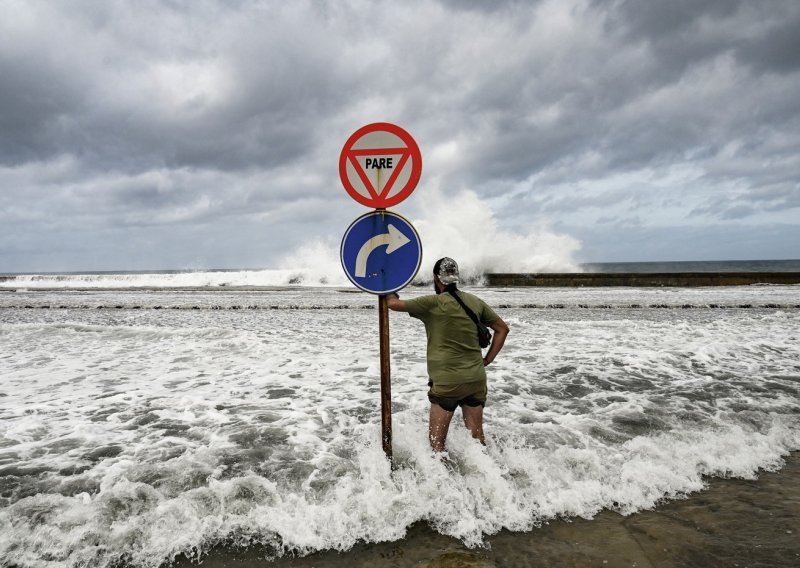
top-left (486, 272), bottom-right (800, 287)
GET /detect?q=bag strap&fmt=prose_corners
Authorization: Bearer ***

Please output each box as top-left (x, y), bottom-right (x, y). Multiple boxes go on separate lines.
top-left (447, 290), bottom-right (482, 327)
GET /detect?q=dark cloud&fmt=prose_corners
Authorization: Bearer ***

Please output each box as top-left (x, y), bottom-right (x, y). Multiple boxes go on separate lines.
top-left (0, 51), bottom-right (87, 165)
top-left (436, 0), bottom-right (540, 13)
top-left (609, 0), bottom-right (741, 37)
top-left (736, 13), bottom-right (800, 73)
top-left (610, 0), bottom-right (800, 74)
top-left (0, 1), bottom-right (356, 174)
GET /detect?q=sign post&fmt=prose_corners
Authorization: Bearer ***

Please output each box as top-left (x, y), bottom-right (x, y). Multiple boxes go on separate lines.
top-left (379, 294), bottom-right (392, 459)
top-left (339, 123), bottom-right (422, 462)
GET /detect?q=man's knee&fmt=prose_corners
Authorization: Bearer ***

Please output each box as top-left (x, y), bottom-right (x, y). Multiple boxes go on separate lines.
top-left (462, 404), bottom-right (483, 423)
top-left (461, 406), bottom-right (485, 443)
top-left (429, 404), bottom-right (454, 451)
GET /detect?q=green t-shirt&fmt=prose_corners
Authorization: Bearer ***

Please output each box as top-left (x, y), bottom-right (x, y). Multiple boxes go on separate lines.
top-left (405, 291), bottom-right (500, 385)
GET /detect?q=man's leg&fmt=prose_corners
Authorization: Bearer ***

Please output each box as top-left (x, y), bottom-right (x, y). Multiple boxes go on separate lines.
top-left (429, 403), bottom-right (454, 452)
top-left (462, 404), bottom-right (485, 445)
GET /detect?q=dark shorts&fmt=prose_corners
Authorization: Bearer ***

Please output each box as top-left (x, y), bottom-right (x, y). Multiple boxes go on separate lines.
top-left (428, 380), bottom-right (487, 413)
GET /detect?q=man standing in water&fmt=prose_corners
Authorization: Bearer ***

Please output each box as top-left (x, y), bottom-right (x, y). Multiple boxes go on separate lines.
top-left (385, 258), bottom-right (509, 452)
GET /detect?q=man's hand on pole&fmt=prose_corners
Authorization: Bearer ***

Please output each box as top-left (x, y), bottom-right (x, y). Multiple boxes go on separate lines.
top-left (385, 292), bottom-right (408, 312)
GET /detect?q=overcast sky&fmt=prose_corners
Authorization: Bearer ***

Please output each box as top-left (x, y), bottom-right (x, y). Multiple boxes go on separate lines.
top-left (1, 0), bottom-right (799, 273)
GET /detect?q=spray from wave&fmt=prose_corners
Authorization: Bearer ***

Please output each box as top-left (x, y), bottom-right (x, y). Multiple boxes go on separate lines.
top-left (0, 191), bottom-right (581, 289)
top-left (412, 188), bottom-right (581, 282)
top-left (277, 188), bottom-right (581, 286)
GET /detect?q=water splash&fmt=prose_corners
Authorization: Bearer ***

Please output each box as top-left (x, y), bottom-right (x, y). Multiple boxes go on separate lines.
top-left (0, 191), bottom-right (581, 289)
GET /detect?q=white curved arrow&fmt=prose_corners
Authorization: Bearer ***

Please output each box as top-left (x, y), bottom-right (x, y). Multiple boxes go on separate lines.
top-left (355, 224), bottom-right (411, 277)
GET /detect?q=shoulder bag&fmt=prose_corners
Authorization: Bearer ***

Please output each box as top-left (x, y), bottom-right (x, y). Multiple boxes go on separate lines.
top-left (447, 291), bottom-right (492, 348)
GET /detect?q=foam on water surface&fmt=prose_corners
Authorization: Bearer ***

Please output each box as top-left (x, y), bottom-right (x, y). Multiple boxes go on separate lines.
top-left (0, 287), bottom-right (799, 567)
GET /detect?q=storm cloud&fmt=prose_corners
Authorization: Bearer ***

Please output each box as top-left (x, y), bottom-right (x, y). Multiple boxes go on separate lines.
top-left (1, 0), bottom-right (798, 271)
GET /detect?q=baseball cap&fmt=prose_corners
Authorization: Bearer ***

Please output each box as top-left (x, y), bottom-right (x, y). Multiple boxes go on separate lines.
top-left (435, 257), bottom-right (459, 285)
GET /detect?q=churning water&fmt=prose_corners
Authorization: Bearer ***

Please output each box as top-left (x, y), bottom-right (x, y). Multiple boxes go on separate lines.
top-left (1, 283), bottom-right (799, 567)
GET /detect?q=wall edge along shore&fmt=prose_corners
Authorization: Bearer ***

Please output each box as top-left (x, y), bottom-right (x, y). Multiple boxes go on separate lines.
top-left (487, 272), bottom-right (800, 287)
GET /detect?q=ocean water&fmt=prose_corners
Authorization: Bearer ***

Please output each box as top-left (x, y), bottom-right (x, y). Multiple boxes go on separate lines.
top-left (581, 259), bottom-right (800, 273)
top-left (2, 259), bottom-right (799, 290)
top-left (1, 279), bottom-right (799, 567)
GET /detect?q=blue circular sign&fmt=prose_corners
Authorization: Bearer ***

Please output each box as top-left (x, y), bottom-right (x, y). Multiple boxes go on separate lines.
top-left (340, 211), bottom-right (422, 294)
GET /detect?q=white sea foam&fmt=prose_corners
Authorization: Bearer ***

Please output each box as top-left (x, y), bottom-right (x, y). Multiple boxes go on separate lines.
top-left (0, 288), bottom-right (798, 567)
top-left (0, 269), bottom-right (312, 290)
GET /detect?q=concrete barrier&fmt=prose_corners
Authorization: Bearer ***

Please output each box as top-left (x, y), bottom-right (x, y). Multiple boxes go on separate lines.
top-left (486, 272), bottom-right (800, 287)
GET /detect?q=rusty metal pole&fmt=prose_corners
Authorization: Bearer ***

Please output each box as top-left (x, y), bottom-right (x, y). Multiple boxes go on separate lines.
top-left (378, 294), bottom-right (393, 462)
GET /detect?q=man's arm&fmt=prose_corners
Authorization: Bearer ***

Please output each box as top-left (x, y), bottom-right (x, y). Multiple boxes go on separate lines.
top-left (483, 317), bottom-right (509, 366)
top-left (384, 292), bottom-right (409, 312)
